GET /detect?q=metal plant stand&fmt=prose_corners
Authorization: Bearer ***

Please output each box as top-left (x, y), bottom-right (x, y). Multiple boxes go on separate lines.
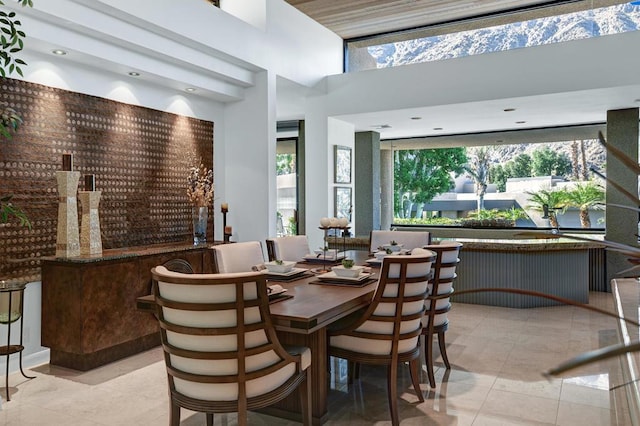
top-left (0, 281), bottom-right (35, 401)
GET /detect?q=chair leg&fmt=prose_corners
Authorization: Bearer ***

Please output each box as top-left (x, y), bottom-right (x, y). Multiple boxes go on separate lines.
top-left (169, 400), bottom-right (180, 426)
top-left (206, 413), bottom-right (213, 426)
top-left (409, 358), bottom-right (424, 402)
top-left (299, 368), bottom-right (313, 426)
top-left (424, 333), bottom-right (436, 388)
top-left (438, 330), bottom-right (451, 369)
top-left (387, 364), bottom-right (400, 426)
top-left (237, 411), bottom-right (247, 426)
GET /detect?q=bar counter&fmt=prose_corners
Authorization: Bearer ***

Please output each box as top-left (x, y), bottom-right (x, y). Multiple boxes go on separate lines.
top-left (40, 242), bottom-right (218, 371)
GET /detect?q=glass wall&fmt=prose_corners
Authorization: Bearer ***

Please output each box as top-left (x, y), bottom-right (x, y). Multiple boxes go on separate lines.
top-left (393, 139), bottom-right (606, 231)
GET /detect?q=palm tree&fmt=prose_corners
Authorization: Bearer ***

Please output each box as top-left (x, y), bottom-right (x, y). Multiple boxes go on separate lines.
top-left (464, 147), bottom-right (491, 212)
top-left (563, 181), bottom-right (605, 228)
top-left (525, 188), bottom-right (567, 229)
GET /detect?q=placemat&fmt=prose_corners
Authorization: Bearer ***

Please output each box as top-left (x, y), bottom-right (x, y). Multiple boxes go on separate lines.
top-left (269, 293), bottom-right (293, 304)
top-left (266, 271), bottom-right (314, 282)
top-left (309, 278), bottom-right (376, 288)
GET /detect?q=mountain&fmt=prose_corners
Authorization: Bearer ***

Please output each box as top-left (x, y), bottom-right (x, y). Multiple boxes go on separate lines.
top-left (370, 4), bottom-right (640, 67)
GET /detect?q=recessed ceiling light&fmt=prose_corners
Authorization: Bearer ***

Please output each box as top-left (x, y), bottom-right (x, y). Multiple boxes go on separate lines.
top-left (410, 116), bottom-right (422, 120)
top-left (372, 124), bottom-right (391, 129)
top-left (433, 127), bottom-right (443, 131)
top-left (516, 120), bottom-right (526, 124)
top-left (52, 49), bottom-right (67, 56)
top-left (634, 98), bottom-right (640, 103)
top-left (503, 108), bottom-right (516, 112)
top-left (185, 87), bottom-right (196, 92)
top-left (128, 71), bottom-right (140, 77)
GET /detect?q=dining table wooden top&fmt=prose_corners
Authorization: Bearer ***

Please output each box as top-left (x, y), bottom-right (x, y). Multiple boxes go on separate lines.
top-left (266, 250), bottom-right (379, 334)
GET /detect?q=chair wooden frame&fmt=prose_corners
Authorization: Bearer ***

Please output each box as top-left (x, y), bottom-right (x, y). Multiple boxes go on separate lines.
top-left (328, 251), bottom-right (435, 426)
top-left (151, 267), bottom-right (312, 426)
top-left (421, 243), bottom-right (462, 388)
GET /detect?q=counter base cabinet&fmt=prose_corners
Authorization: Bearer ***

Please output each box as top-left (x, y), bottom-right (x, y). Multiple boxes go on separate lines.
top-left (454, 249), bottom-right (591, 308)
top-left (41, 244), bottom-right (213, 371)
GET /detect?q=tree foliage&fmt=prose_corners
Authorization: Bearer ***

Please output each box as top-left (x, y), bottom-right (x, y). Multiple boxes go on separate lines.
top-left (532, 146), bottom-right (572, 177)
top-left (394, 148), bottom-right (466, 217)
top-left (504, 153), bottom-right (533, 178)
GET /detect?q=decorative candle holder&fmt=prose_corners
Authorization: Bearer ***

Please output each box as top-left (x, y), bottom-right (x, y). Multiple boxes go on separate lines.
top-left (55, 171), bottom-right (81, 257)
top-left (221, 203), bottom-right (231, 243)
top-left (79, 190), bottom-right (103, 255)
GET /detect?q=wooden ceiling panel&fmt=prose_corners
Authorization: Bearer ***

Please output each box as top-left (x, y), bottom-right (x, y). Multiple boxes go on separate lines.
top-left (284, 0), bottom-right (631, 39)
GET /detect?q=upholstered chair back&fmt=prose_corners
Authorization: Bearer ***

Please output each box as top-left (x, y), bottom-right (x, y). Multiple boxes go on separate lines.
top-left (211, 241), bottom-right (265, 273)
top-left (423, 242), bottom-right (462, 326)
top-left (330, 247), bottom-right (436, 356)
top-left (369, 230), bottom-right (431, 253)
top-left (266, 235), bottom-right (311, 262)
top-left (150, 266), bottom-right (311, 425)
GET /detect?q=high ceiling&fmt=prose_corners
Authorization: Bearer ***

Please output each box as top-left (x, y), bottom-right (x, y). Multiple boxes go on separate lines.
top-left (283, 0), bottom-right (640, 146)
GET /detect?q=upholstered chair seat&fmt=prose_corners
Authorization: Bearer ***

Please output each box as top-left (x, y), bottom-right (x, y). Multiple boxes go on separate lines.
top-left (151, 266), bottom-right (312, 426)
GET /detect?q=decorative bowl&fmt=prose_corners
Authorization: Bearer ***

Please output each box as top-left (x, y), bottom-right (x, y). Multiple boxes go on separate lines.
top-left (332, 265), bottom-right (364, 278)
top-left (374, 251), bottom-right (388, 261)
top-left (265, 260), bottom-right (296, 273)
top-left (382, 243), bottom-right (403, 252)
top-left (314, 248), bottom-right (339, 257)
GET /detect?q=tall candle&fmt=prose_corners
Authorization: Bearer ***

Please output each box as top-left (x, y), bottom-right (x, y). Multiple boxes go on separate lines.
top-left (62, 154), bottom-right (73, 171)
top-left (84, 174), bottom-right (95, 191)
top-left (221, 203), bottom-right (229, 213)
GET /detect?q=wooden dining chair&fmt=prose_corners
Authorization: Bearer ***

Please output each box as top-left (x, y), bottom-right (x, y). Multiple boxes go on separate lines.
top-left (369, 230), bottom-right (431, 253)
top-left (151, 266), bottom-right (312, 426)
top-left (328, 248), bottom-right (436, 426)
top-left (265, 235), bottom-right (311, 262)
top-left (421, 241), bottom-right (462, 388)
top-left (211, 240), bottom-right (265, 273)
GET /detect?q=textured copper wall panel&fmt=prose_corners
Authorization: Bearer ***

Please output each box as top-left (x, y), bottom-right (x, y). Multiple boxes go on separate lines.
top-left (0, 79), bottom-right (214, 282)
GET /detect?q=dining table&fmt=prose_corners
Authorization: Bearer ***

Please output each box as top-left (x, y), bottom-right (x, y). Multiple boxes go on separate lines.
top-left (136, 250), bottom-right (378, 425)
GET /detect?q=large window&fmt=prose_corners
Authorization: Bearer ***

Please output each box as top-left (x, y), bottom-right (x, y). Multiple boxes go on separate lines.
top-left (347, 2), bottom-right (640, 72)
top-left (393, 139), bottom-right (606, 231)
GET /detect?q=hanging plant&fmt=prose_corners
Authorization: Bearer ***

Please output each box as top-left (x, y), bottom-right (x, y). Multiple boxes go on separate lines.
top-left (0, 0), bottom-right (32, 228)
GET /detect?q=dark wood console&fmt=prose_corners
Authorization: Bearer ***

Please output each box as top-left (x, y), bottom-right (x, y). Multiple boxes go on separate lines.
top-left (41, 242), bottom-right (217, 371)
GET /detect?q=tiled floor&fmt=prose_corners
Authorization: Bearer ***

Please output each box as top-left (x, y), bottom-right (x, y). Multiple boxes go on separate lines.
top-left (0, 292), bottom-right (630, 425)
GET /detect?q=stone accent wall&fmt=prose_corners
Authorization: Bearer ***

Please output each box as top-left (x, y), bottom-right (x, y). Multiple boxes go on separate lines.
top-left (0, 79), bottom-right (214, 282)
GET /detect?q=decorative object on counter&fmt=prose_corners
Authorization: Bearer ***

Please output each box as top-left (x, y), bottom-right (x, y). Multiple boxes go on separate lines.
top-left (79, 184), bottom-right (103, 256)
top-left (192, 206), bottom-right (208, 246)
top-left (187, 162), bottom-right (214, 245)
top-left (0, 280), bottom-right (35, 401)
top-left (221, 202), bottom-right (232, 243)
top-left (84, 174), bottom-right (95, 191)
top-left (56, 154), bottom-right (80, 257)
